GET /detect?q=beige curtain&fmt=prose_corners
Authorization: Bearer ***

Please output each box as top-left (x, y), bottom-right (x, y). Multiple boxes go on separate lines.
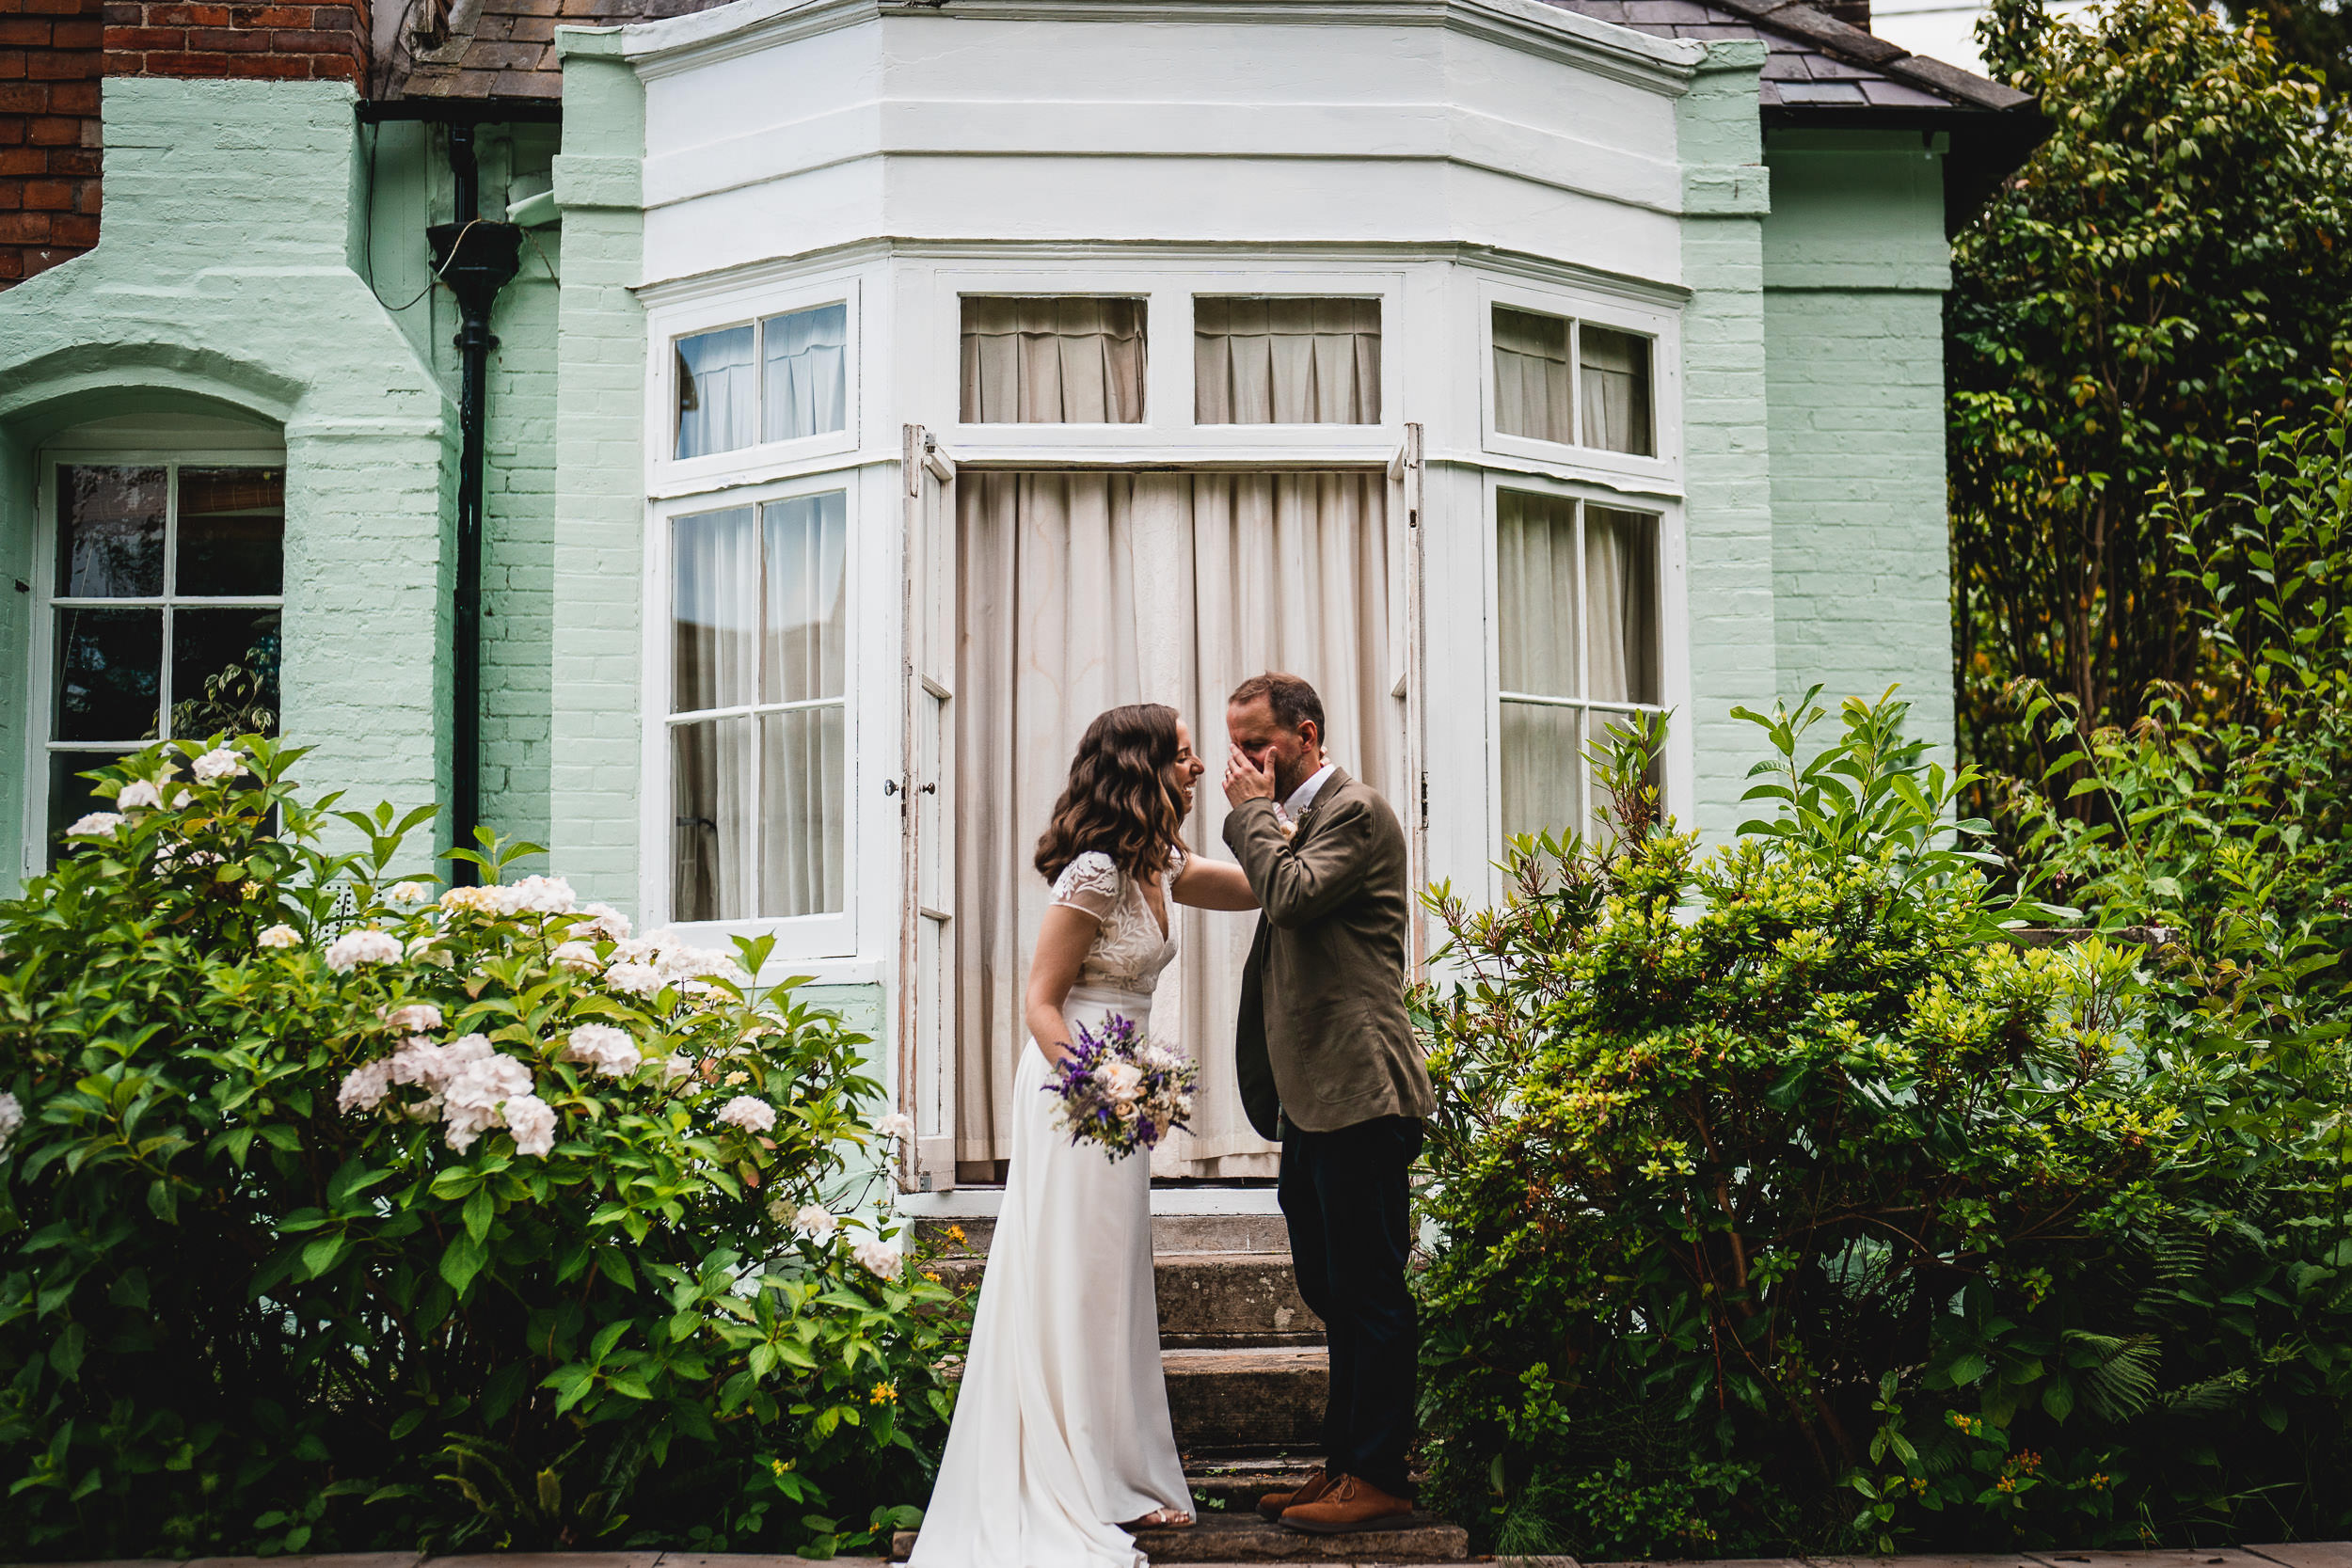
top-left (961, 298), bottom-right (1148, 423)
top-left (1584, 507), bottom-right (1660, 707)
top-left (1580, 325), bottom-right (1655, 457)
top-left (1493, 307), bottom-right (1572, 445)
top-left (1496, 491), bottom-right (1581, 842)
top-left (1196, 298), bottom-right (1381, 424)
top-left (955, 469), bottom-right (1393, 1176)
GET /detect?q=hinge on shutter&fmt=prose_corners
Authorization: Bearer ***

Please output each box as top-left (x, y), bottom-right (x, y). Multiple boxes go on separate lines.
top-left (1420, 769), bottom-right (1429, 825)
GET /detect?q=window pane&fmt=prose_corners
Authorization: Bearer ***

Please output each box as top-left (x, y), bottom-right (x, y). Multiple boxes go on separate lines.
top-left (177, 467), bottom-right (285, 596)
top-left (1196, 297), bottom-right (1380, 424)
top-left (56, 465), bottom-right (167, 597)
top-left (47, 751), bottom-right (124, 852)
top-left (53, 607), bottom-right (162, 742)
top-left (1501, 701), bottom-right (1582, 843)
top-left (675, 325), bottom-right (757, 459)
top-left (763, 303), bottom-right (849, 442)
top-left (760, 705), bottom-right (845, 917)
top-left (173, 607), bottom-right (282, 740)
top-left (961, 297), bottom-right (1147, 423)
top-left (761, 491), bottom-right (848, 705)
top-left (1492, 308), bottom-right (1571, 444)
top-left (1585, 508), bottom-right (1661, 706)
top-left (1580, 325), bottom-right (1655, 456)
top-left (672, 507), bottom-right (759, 713)
top-left (1496, 490), bottom-right (1579, 699)
top-left (672, 717), bottom-right (755, 923)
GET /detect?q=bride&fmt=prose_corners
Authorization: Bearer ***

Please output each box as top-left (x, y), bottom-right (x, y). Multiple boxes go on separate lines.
top-left (911, 703), bottom-right (1258, 1568)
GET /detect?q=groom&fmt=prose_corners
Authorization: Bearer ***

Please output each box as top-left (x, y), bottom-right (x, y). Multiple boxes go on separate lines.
top-left (1220, 672), bottom-right (1437, 1534)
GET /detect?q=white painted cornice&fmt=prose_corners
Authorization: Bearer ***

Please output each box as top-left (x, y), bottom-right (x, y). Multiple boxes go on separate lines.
top-left (615, 0), bottom-right (1704, 95)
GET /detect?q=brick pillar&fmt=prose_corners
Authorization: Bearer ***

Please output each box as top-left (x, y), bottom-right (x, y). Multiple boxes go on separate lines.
top-left (103, 0), bottom-right (372, 85)
top-left (0, 0), bottom-right (103, 285)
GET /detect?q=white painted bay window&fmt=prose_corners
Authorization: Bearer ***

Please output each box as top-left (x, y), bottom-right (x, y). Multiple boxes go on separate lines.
top-left (1487, 296), bottom-right (1664, 464)
top-left (673, 297), bottom-right (854, 460)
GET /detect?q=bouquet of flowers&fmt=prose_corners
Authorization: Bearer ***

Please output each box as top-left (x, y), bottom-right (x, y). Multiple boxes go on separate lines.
top-left (1041, 1011), bottom-right (1197, 1160)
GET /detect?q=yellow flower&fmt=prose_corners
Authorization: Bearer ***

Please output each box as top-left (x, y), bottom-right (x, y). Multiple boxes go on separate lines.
top-left (947, 1225), bottom-right (966, 1243)
top-left (922, 1270), bottom-right (941, 1283)
top-left (870, 1381), bottom-right (898, 1405)
top-left (771, 1458), bottom-right (791, 1475)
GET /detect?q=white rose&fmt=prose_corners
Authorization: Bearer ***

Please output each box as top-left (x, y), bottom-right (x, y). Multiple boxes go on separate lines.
top-left (717, 1096), bottom-right (777, 1133)
top-left (257, 924), bottom-right (302, 949)
top-left (791, 1203), bottom-right (840, 1244)
top-left (116, 780), bottom-right (162, 813)
top-left (873, 1111), bottom-right (916, 1142)
top-left (389, 881), bottom-right (427, 903)
top-left (67, 812), bottom-right (125, 839)
top-left (192, 747), bottom-right (248, 784)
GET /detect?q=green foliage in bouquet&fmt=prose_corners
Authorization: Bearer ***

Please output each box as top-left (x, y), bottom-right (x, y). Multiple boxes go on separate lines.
top-left (1414, 694), bottom-right (2352, 1558)
top-left (0, 739), bottom-right (964, 1559)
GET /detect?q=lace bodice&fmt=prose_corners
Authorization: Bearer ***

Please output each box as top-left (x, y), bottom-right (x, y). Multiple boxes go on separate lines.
top-left (1049, 847), bottom-right (1184, 997)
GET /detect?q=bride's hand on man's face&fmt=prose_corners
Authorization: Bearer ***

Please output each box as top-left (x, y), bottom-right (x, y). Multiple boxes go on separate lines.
top-left (1225, 742), bottom-right (1277, 807)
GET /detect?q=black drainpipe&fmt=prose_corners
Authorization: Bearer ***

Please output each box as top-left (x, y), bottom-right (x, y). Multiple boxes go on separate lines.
top-left (426, 127), bottom-right (520, 883)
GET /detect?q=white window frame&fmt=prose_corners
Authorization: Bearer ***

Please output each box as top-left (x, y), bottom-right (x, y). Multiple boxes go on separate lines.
top-left (639, 465), bottom-right (870, 960)
top-left (21, 441), bottom-right (288, 879)
top-left (1476, 466), bottom-right (1692, 859)
top-left (926, 261), bottom-right (1407, 464)
top-left (649, 276), bottom-right (863, 494)
top-left (1477, 276), bottom-right (1681, 490)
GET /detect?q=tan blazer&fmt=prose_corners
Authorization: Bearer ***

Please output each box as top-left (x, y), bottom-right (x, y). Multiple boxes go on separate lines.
top-left (1223, 768), bottom-right (1437, 1139)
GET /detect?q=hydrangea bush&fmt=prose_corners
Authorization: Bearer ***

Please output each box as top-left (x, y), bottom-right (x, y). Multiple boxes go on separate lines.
top-left (0, 739), bottom-right (962, 1559)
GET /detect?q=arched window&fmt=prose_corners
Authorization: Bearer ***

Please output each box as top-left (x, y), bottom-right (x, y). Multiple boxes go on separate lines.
top-left (25, 415), bottom-right (285, 863)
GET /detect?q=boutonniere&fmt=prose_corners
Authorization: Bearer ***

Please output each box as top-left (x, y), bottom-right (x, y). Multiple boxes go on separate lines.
top-left (1273, 804), bottom-right (1299, 842)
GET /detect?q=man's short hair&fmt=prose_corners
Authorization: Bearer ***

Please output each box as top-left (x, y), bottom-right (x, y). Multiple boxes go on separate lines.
top-left (1229, 672), bottom-right (1327, 740)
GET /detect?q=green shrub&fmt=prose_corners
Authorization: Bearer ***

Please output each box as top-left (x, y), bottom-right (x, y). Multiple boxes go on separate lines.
top-left (0, 739), bottom-right (963, 1559)
top-left (1414, 694), bottom-right (2352, 1556)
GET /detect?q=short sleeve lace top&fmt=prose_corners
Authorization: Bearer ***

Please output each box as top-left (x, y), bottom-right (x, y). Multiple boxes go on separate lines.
top-left (1048, 846), bottom-right (1185, 997)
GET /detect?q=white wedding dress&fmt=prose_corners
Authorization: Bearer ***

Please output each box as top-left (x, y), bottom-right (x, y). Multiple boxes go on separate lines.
top-left (910, 847), bottom-right (1194, 1568)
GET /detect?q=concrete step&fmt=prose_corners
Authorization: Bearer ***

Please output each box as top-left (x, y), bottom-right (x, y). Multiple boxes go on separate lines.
top-left (929, 1248), bottom-right (1324, 1346)
top-left (914, 1212), bottom-right (1292, 1257)
top-left (891, 1513), bottom-right (1467, 1563)
top-left (1166, 1345), bottom-right (1325, 1451)
top-left (1185, 1458), bottom-right (1319, 1513)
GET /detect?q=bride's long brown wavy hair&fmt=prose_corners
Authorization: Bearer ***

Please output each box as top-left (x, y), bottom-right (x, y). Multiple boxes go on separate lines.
top-left (1034, 703), bottom-right (1189, 885)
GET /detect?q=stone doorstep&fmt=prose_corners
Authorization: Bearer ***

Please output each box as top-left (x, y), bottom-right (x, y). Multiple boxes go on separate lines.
top-left (1165, 1344), bottom-right (1327, 1450)
top-left (888, 1513), bottom-right (1469, 1564)
top-left (929, 1249), bottom-right (1325, 1346)
top-left (914, 1214), bottom-right (1294, 1258)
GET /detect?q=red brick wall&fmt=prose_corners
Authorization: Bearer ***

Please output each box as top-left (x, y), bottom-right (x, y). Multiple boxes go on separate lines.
top-left (0, 0), bottom-right (103, 286)
top-left (0, 0), bottom-right (368, 287)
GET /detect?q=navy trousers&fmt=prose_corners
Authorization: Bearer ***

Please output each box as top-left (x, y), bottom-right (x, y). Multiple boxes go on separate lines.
top-left (1278, 1113), bottom-right (1424, 1499)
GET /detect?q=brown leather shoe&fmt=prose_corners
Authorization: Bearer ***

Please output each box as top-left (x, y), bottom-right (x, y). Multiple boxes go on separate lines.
top-left (1279, 1473), bottom-right (1415, 1534)
top-left (1254, 1466), bottom-right (1334, 1522)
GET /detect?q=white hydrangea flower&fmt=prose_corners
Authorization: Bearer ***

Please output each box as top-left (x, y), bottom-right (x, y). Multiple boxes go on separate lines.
top-left (442, 1053), bottom-right (536, 1153)
top-left (605, 961), bottom-right (663, 998)
top-left (562, 1022), bottom-right (641, 1079)
top-left (381, 1003), bottom-right (443, 1034)
top-left (338, 1058), bottom-right (393, 1115)
top-left (661, 1053), bottom-right (692, 1083)
top-left (67, 812), bottom-right (125, 839)
top-left (257, 924), bottom-right (302, 949)
top-left (439, 885), bottom-right (499, 915)
top-left (852, 1237), bottom-right (904, 1280)
top-left (388, 1032), bottom-right (493, 1094)
top-left (873, 1112), bottom-right (916, 1142)
top-left (389, 881), bottom-right (427, 903)
top-left (791, 1203), bottom-right (839, 1244)
top-left (116, 780), bottom-right (162, 812)
top-left (0, 1091), bottom-right (23, 1156)
top-left (498, 875), bottom-right (578, 916)
top-left (717, 1096), bottom-right (777, 1133)
top-left (551, 941), bottom-right (600, 973)
top-left (192, 747), bottom-right (249, 784)
top-left (324, 928), bottom-right (403, 973)
top-left (578, 902), bottom-right (631, 941)
top-left (501, 1093), bottom-right (558, 1158)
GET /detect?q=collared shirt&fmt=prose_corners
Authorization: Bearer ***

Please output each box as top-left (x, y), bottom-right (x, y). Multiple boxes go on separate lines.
top-left (1272, 759), bottom-right (1337, 840)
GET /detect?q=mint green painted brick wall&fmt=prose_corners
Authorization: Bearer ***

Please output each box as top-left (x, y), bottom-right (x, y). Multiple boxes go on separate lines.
top-left (798, 982), bottom-right (891, 1205)
top-left (1677, 40), bottom-right (1782, 840)
top-left (0, 78), bottom-right (454, 891)
top-left (1761, 132), bottom-right (1955, 758)
top-left (548, 34), bottom-right (651, 918)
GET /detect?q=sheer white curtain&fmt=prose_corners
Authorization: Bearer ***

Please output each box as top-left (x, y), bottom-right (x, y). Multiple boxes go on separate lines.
top-left (955, 469), bottom-right (1392, 1176)
top-left (1493, 307), bottom-right (1573, 444)
top-left (1195, 298), bottom-right (1381, 424)
top-left (1579, 325), bottom-right (1655, 457)
top-left (758, 492), bottom-right (849, 917)
top-left (763, 304), bottom-right (849, 443)
top-left (671, 506), bottom-right (758, 919)
top-left (675, 326), bottom-right (756, 458)
top-left (961, 298), bottom-right (1148, 423)
top-left (1496, 491), bottom-right (1581, 841)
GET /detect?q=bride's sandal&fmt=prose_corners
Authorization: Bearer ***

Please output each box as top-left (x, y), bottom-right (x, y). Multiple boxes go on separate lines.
top-left (1125, 1507), bottom-right (1196, 1529)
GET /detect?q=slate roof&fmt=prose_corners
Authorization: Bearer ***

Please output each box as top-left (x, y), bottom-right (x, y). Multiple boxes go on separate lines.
top-left (384, 0), bottom-right (2031, 116)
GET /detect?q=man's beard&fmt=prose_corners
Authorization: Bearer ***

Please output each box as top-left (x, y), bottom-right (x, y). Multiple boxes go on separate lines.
top-left (1271, 751), bottom-right (1312, 802)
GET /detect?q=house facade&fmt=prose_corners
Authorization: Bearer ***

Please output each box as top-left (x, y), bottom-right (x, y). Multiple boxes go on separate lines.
top-left (0, 0), bottom-right (2033, 1206)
